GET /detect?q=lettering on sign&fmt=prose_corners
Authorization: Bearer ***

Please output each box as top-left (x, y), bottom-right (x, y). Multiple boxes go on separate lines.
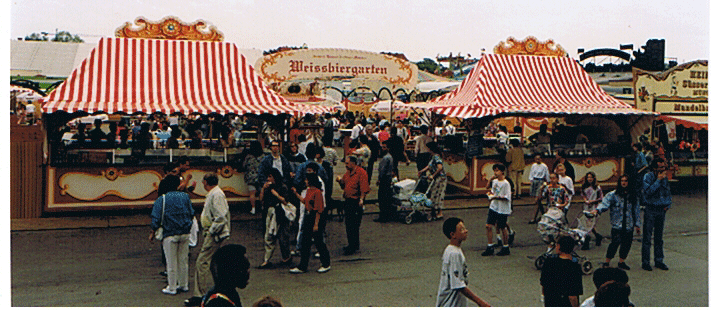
top-left (288, 60), bottom-right (388, 76)
top-left (673, 103), bottom-right (708, 112)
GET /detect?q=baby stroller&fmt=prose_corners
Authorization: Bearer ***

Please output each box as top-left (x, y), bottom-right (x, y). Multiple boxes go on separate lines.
top-left (392, 177), bottom-right (434, 224)
top-left (534, 207), bottom-right (595, 275)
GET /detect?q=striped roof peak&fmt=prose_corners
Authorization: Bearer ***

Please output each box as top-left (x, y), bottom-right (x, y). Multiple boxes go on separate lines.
top-left (43, 37), bottom-right (330, 116)
top-left (429, 53), bottom-right (652, 118)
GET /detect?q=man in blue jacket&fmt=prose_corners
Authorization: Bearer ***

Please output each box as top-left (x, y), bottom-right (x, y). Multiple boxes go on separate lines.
top-left (641, 158), bottom-right (671, 271)
top-left (257, 140), bottom-right (293, 189)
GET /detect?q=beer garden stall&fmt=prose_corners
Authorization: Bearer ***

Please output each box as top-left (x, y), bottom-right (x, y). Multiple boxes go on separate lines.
top-left (425, 37), bottom-right (656, 195)
top-left (40, 17), bottom-right (329, 213)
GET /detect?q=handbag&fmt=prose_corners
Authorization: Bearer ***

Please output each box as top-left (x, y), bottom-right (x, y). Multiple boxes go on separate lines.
top-left (281, 202), bottom-right (297, 222)
top-left (154, 194), bottom-right (166, 240)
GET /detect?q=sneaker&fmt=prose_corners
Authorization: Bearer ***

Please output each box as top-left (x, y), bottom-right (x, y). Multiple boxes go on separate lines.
top-left (618, 262), bottom-right (631, 270)
top-left (184, 296), bottom-right (203, 307)
top-left (508, 231), bottom-right (516, 246)
top-left (343, 247), bottom-right (357, 256)
top-left (250, 208), bottom-right (256, 215)
top-left (289, 267), bottom-right (306, 274)
top-left (481, 246), bottom-right (495, 256)
top-left (314, 252), bottom-right (320, 259)
top-left (317, 266), bottom-right (331, 273)
top-left (290, 250), bottom-right (300, 257)
top-left (496, 247), bottom-right (510, 256)
top-left (655, 262), bottom-right (669, 270)
top-left (162, 287), bottom-right (177, 295)
top-left (642, 263), bottom-right (653, 271)
top-left (177, 286), bottom-right (189, 293)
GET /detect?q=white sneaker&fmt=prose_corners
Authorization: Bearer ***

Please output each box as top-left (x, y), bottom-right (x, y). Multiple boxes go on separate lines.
top-left (314, 252), bottom-right (320, 258)
top-left (250, 208), bottom-right (256, 215)
top-left (162, 287), bottom-right (177, 295)
top-left (317, 266), bottom-right (331, 273)
top-left (289, 267), bottom-right (305, 274)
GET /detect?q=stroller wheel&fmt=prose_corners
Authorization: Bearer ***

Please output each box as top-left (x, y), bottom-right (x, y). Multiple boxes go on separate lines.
top-left (404, 214), bottom-right (413, 225)
top-left (581, 260), bottom-right (594, 275)
top-left (534, 255), bottom-right (545, 270)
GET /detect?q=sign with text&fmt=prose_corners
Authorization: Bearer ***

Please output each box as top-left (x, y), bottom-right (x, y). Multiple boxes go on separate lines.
top-left (634, 60), bottom-right (708, 115)
top-left (255, 48), bottom-right (418, 90)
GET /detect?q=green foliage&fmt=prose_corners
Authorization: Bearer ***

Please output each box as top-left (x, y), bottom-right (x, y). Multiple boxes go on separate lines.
top-left (24, 33), bottom-right (48, 41)
top-left (416, 58), bottom-right (444, 74)
top-left (51, 31), bottom-right (84, 43)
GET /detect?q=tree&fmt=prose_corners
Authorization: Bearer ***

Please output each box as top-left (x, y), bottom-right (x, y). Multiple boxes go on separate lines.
top-left (416, 58), bottom-right (444, 74)
top-left (52, 31), bottom-right (84, 43)
top-left (24, 33), bottom-right (48, 41)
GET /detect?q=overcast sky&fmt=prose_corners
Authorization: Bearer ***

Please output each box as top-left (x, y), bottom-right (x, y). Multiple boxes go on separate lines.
top-left (7, 0), bottom-right (711, 64)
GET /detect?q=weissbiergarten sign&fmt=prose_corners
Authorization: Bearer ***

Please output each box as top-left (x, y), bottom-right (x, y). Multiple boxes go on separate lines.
top-left (255, 48), bottom-right (418, 89)
top-left (634, 60), bottom-right (708, 115)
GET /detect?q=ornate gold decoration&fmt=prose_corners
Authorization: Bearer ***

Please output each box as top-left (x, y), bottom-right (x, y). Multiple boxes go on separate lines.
top-left (58, 170), bottom-right (162, 200)
top-left (218, 166), bottom-right (234, 179)
top-left (115, 16), bottom-right (224, 42)
top-left (383, 55), bottom-right (415, 85)
top-left (103, 167), bottom-right (121, 181)
top-left (259, 51), bottom-right (296, 83)
top-left (493, 36), bottom-right (567, 57)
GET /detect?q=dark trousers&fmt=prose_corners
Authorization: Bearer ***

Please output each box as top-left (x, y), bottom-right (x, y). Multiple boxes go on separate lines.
top-left (378, 179), bottom-right (394, 220)
top-left (344, 198), bottom-right (363, 250)
top-left (606, 228), bottom-right (634, 260)
top-left (297, 212), bottom-right (330, 270)
top-left (642, 207), bottom-right (667, 265)
top-left (366, 159), bottom-right (376, 184)
top-left (415, 152), bottom-right (432, 172)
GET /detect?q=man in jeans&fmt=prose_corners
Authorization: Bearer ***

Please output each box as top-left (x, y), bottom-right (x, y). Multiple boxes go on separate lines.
top-left (336, 155), bottom-right (370, 255)
top-left (641, 158), bottom-right (671, 271)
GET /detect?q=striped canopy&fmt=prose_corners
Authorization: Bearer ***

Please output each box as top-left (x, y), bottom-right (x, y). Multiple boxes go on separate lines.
top-left (42, 37), bottom-right (330, 116)
top-left (428, 54), bottom-right (653, 118)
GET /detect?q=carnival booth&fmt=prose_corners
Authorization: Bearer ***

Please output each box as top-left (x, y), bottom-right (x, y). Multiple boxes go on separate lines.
top-left (425, 39), bottom-right (655, 195)
top-left (633, 60), bottom-right (708, 178)
top-left (40, 19), bottom-right (329, 212)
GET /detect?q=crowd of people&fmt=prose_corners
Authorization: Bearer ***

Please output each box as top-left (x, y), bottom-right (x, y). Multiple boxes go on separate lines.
top-left (141, 110), bottom-right (679, 307)
top-left (143, 109), bottom-right (461, 306)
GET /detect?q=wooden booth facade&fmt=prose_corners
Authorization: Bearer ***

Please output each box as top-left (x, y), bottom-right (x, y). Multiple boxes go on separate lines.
top-left (427, 37), bottom-right (654, 194)
top-left (41, 17), bottom-right (330, 213)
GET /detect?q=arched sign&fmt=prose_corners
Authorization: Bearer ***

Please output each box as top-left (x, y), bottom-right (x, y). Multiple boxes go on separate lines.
top-left (255, 48), bottom-right (418, 91)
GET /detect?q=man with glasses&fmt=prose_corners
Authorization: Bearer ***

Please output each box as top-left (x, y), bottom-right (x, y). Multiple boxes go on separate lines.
top-left (640, 158), bottom-right (671, 271)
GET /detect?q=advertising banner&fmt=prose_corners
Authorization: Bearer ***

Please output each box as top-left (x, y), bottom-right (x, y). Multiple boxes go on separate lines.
top-left (634, 60), bottom-right (708, 115)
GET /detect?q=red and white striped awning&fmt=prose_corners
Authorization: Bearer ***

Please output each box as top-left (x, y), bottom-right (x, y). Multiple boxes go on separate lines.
top-left (42, 37), bottom-right (331, 116)
top-left (428, 54), bottom-right (654, 118)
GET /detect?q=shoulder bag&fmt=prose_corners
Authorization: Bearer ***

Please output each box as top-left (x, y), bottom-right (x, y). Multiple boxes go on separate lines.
top-left (154, 194), bottom-right (166, 240)
top-left (281, 202), bottom-right (297, 222)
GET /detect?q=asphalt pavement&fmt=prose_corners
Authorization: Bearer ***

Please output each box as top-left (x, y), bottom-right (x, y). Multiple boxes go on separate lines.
top-left (8, 148), bottom-right (709, 307)
top-left (10, 184), bottom-right (708, 307)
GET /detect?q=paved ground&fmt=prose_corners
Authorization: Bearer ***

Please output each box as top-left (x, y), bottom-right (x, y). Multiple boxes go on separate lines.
top-left (8, 148), bottom-right (709, 307)
top-left (10, 186), bottom-right (708, 307)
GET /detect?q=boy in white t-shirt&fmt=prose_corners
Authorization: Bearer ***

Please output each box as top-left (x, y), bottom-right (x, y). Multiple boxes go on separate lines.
top-left (482, 163), bottom-right (512, 256)
top-left (436, 217), bottom-right (490, 307)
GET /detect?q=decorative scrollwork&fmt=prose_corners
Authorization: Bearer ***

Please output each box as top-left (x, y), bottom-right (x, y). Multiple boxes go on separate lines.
top-left (259, 51), bottom-right (296, 83)
top-left (494, 36), bottom-right (567, 57)
top-left (115, 16), bottom-right (224, 42)
top-left (383, 55), bottom-right (415, 85)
